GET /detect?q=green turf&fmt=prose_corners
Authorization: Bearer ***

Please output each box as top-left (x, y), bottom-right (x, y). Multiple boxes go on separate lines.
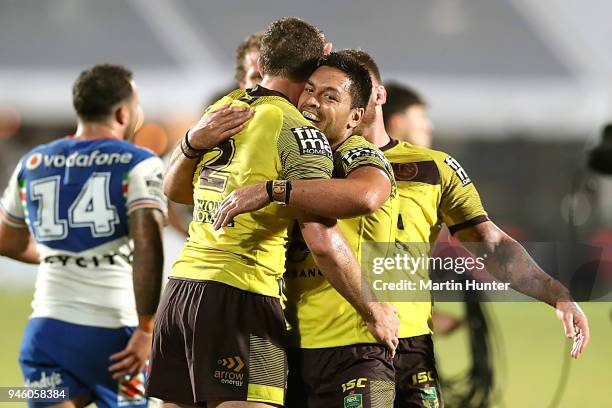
top-left (1, 290), bottom-right (610, 407)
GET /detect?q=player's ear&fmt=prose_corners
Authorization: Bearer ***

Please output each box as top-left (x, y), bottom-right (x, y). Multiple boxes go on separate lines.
top-left (115, 105), bottom-right (129, 126)
top-left (348, 107), bottom-right (364, 129)
top-left (375, 85), bottom-right (387, 106)
top-left (257, 57), bottom-right (264, 80)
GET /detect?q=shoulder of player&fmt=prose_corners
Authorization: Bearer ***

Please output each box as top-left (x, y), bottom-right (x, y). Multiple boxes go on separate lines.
top-left (336, 135), bottom-right (374, 152)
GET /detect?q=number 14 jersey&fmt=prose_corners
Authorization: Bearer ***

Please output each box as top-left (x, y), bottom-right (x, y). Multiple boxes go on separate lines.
top-left (0, 137), bottom-right (166, 328)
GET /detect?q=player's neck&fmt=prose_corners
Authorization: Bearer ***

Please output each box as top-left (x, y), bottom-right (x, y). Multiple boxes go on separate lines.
top-left (74, 122), bottom-right (123, 141)
top-left (259, 76), bottom-right (304, 106)
top-left (362, 111), bottom-right (392, 148)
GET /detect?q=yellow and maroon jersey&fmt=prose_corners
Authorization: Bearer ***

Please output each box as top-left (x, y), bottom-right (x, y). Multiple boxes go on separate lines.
top-left (382, 139), bottom-right (488, 338)
top-left (284, 135), bottom-right (399, 348)
top-left (171, 86), bottom-right (334, 298)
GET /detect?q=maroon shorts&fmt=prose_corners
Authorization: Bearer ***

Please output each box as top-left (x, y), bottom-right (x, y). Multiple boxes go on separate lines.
top-left (146, 278), bottom-right (288, 406)
top-left (286, 344), bottom-right (396, 408)
top-left (393, 335), bottom-right (443, 408)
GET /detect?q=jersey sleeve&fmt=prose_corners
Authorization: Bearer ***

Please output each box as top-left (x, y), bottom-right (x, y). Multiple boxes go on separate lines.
top-left (277, 122), bottom-right (333, 180)
top-left (335, 140), bottom-right (394, 182)
top-left (433, 151), bottom-right (488, 233)
top-left (126, 156), bottom-right (168, 218)
top-left (0, 161), bottom-right (27, 228)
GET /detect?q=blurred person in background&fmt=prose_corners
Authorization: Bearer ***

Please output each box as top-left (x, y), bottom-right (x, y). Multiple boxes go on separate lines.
top-left (235, 31), bottom-right (264, 90)
top-left (383, 83), bottom-right (432, 148)
top-left (0, 64), bottom-right (166, 407)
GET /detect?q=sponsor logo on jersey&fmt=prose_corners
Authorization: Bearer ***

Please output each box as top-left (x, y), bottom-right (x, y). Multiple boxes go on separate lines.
top-left (284, 268), bottom-right (324, 279)
top-left (42, 250), bottom-right (133, 268)
top-left (291, 126), bottom-right (333, 158)
top-left (30, 150), bottom-right (133, 169)
top-left (193, 199), bottom-right (234, 227)
top-left (214, 355), bottom-right (245, 387)
top-left (26, 153), bottom-right (43, 170)
top-left (444, 156), bottom-right (471, 186)
top-left (341, 147), bottom-right (387, 166)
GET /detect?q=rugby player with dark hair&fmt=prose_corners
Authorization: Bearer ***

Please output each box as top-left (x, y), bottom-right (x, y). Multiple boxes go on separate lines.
top-left (0, 64), bottom-right (166, 407)
top-left (341, 48), bottom-right (590, 407)
top-left (382, 83), bottom-right (432, 148)
top-left (283, 52), bottom-right (400, 408)
top-left (152, 18), bottom-right (399, 408)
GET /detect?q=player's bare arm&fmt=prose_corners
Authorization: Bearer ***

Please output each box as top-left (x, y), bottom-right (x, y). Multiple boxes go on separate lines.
top-left (298, 211), bottom-right (400, 356)
top-left (0, 222), bottom-right (39, 264)
top-left (109, 208), bottom-right (164, 379)
top-left (453, 220), bottom-right (590, 358)
top-left (213, 165), bottom-right (391, 229)
top-left (164, 105), bottom-right (253, 205)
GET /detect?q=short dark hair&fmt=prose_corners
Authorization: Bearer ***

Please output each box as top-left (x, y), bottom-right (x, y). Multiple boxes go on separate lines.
top-left (318, 52), bottom-right (372, 109)
top-left (382, 82), bottom-right (427, 128)
top-left (234, 32), bottom-right (263, 83)
top-left (260, 17), bottom-right (324, 82)
top-left (72, 64), bottom-right (133, 122)
top-left (338, 49), bottom-right (382, 83)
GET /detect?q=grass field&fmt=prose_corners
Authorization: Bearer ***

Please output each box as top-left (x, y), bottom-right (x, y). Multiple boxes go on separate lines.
top-left (1, 289), bottom-right (610, 407)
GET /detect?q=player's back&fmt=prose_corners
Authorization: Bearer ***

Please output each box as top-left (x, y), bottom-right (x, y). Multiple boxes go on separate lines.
top-left (172, 86), bottom-right (333, 298)
top-left (2, 137), bottom-right (165, 328)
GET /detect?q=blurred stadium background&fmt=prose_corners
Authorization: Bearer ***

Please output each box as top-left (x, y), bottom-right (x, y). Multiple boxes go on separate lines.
top-left (1, 1), bottom-right (611, 407)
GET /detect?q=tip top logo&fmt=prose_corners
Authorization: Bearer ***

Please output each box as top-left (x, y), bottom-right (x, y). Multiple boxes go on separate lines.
top-left (26, 153), bottom-right (42, 170)
top-left (214, 355), bottom-right (245, 387)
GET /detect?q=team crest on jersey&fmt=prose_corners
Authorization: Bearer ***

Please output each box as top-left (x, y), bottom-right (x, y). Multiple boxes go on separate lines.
top-left (444, 156), bottom-right (471, 186)
top-left (26, 153), bottom-right (43, 170)
top-left (291, 126), bottom-right (332, 158)
top-left (392, 162), bottom-right (419, 181)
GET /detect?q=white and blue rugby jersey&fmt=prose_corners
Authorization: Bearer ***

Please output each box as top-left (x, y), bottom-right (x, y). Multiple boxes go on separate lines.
top-left (0, 137), bottom-right (167, 328)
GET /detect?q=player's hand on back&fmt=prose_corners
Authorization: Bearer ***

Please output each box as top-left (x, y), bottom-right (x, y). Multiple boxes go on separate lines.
top-left (214, 182), bottom-right (270, 230)
top-left (187, 104), bottom-right (253, 150)
top-left (108, 328), bottom-right (153, 380)
top-left (364, 302), bottom-right (400, 357)
top-left (555, 298), bottom-right (590, 358)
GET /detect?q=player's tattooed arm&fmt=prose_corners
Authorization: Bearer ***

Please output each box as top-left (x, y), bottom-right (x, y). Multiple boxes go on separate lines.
top-left (454, 220), bottom-right (590, 358)
top-left (109, 208), bottom-right (164, 380)
top-left (0, 222), bottom-right (39, 264)
top-left (298, 212), bottom-right (400, 356)
top-left (164, 105), bottom-right (252, 205)
top-left (213, 166), bottom-right (391, 229)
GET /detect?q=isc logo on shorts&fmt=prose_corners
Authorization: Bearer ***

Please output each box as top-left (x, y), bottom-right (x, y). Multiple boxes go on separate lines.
top-left (291, 127), bottom-right (332, 158)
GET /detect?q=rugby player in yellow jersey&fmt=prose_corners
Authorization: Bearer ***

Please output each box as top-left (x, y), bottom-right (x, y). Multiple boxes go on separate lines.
top-left (149, 18), bottom-right (398, 408)
top-left (340, 49), bottom-right (591, 407)
top-left (214, 51), bottom-right (400, 408)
